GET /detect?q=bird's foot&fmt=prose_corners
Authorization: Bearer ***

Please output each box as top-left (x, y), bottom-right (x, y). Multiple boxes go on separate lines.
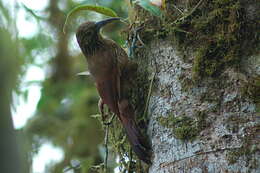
top-left (98, 99), bottom-right (116, 126)
top-left (103, 114), bottom-right (116, 126)
top-left (98, 99), bottom-right (108, 123)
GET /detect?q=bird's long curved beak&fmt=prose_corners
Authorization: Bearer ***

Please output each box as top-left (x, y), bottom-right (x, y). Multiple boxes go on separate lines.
top-left (95, 17), bottom-right (121, 30)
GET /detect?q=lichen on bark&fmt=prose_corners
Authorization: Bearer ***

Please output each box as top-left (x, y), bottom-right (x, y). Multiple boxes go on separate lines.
top-left (125, 0), bottom-right (260, 172)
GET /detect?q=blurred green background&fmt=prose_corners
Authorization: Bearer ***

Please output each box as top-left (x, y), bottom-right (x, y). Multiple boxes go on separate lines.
top-left (0, 0), bottom-right (128, 172)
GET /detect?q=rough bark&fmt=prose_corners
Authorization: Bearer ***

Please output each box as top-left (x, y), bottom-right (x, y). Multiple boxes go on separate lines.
top-left (130, 1), bottom-right (260, 172)
top-left (142, 41), bottom-right (259, 173)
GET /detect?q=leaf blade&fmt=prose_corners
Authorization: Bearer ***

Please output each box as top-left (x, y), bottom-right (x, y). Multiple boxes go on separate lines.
top-left (136, 0), bottom-right (162, 17)
top-left (63, 5), bottom-right (118, 33)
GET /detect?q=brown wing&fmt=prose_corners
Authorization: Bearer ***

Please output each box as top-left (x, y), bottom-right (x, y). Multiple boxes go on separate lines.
top-left (99, 38), bottom-right (130, 100)
top-left (94, 39), bottom-right (121, 116)
top-left (96, 77), bottom-right (119, 115)
top-left (106, 39), bottom-right (135, 99)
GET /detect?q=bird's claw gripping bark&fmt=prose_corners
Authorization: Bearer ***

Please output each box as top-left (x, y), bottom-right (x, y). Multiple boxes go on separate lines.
top-left (98, 99), bottom-right (106, 121)
top-left (98, 98), bottom-right (116, 126)
top-left (102, 114), bottom-right (116, 126)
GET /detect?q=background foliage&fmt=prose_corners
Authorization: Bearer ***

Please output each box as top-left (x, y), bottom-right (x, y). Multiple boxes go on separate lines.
top-left (0, 0), bottom-right (128, 172)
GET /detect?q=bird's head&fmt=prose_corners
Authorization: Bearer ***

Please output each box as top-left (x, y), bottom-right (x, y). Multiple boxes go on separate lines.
top-left (76, 17), bottom-right (120, 53)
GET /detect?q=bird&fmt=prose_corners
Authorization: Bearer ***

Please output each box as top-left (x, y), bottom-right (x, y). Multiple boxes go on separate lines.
top-left (76, 17), bottom-right (151, 164)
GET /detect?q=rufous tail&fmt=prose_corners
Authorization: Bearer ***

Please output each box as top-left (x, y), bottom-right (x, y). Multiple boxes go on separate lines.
top-left (118, 99), bottom-right (151, 164)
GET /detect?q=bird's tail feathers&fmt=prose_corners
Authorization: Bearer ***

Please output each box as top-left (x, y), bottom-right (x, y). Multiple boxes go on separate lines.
top-left (118, 99), bottom-right (151, 164)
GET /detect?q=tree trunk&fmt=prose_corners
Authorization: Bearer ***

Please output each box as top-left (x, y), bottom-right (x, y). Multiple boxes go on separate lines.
top-left (130, 0), bottom-right (259, 172)
top-left (0, 28), bottom-right (23, 173)
top-left (144, 41), bottom-right (259, 173)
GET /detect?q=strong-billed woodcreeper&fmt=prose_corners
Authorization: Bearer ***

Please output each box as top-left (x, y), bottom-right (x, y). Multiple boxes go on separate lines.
top-left (76, 18), bottom-right (151, 164)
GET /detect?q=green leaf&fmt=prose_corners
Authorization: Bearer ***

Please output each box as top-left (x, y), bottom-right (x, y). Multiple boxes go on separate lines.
top-left (136, 0), bottom-right (162, 17)
top-left (63, 5), bottom-right (118, 33)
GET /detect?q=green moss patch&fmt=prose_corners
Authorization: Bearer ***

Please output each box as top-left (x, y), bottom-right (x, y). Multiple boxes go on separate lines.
top-left (157, 111), bottom-right (208, 141)
top-left (133, 0), bottom-right (259, 81)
